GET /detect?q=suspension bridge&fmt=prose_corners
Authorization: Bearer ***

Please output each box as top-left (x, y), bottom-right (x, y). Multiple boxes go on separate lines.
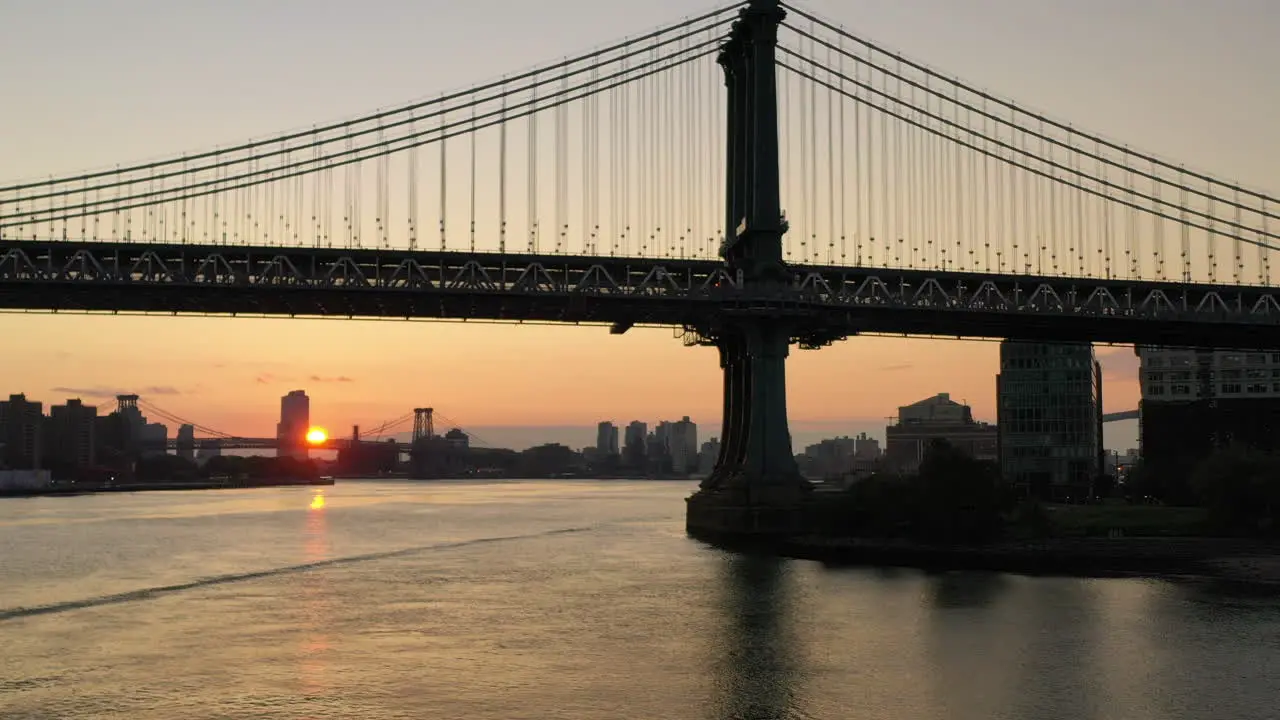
top-left (126, 398), bottom-right (481, 454)
top-left (1, 0), bottom-right (1275, 535)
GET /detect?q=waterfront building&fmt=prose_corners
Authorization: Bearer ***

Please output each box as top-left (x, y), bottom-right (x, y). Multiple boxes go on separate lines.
top-left (595, 421), bottom-right (619, 456)
top-left (113, 395), bottom-right (168, 458)
top-left (853, 432), bottom-right (881, 459)
top-left (697, 437), bottom-right (721, 476)
top-left (445, 428), bottom-right (469, 450)
top-left (800, 437), bottom-right (858, 480)
top-left (885, 393), bottom-right (997, 474)
top-left (1139, 347), bottom-right (1280, 490)
top-left (48, 398), bottom-right (97, 468)
top-left (997, 341), bottom-right (1103, 501)
top-left (0, 394), bottom-right (44, 470)
top-left (176, 424), bottom-right (196, 461)
top-left (276, 390), bottom-right (310, 460)
top-left (669, 417), bottom-right (698, 476)
top-left (623, 420), bottom-right (648, 467)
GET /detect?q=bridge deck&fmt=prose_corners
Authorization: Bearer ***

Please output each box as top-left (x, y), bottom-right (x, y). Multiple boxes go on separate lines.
top-left (5, 240), bottom-right (1280, 348)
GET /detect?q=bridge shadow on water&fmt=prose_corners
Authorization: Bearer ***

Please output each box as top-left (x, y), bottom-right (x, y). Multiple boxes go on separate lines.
top-left (706, 553), bottom-right (803, 720)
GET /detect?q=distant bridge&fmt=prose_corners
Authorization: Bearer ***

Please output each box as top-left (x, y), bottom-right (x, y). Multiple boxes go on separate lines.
top-left (1102, 410), bottom-right (1139, 423)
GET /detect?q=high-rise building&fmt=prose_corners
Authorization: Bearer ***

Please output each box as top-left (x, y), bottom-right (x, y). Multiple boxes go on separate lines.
top-left (1139, 347), bottom-right (1280, 493)
top-left (623, 421), bottom-right (648, 467)
top-left (595, 421), bottom-right (619, 456)
top-left (886, 393), bottom-right (997, 474)
top-left (277, 390), bottom-right (311, 459)
top-left (112, 394), bottom-right (168, 457)
top-left (0, 394), bottom-right (44, 470)
top-left (48, 398), bottom-right (97, 468)
top-left (698, 437), bottom-right (721, 476)
top-left (176, 424), bottom-right (196, 461)
top-left (853, 432), bottom-right (881, 459)
top-left (997, 341), bottom-right (1103, 501)
top-left (668, 416), bottom-right (698, 475)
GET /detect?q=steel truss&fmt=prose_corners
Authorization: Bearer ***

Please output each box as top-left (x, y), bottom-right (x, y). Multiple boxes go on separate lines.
top-left (4, 240), bottom-right (1280, 348)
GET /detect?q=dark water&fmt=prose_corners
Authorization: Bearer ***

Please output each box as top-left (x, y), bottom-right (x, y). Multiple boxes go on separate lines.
top-left (1, 480), bottom-right (1277, 719)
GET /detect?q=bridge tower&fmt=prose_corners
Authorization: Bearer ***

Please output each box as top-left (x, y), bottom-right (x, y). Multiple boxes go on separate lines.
top-left (412, 408), bottom-right (435, 443)
top-left (686, 0), bottom-right (812, 540)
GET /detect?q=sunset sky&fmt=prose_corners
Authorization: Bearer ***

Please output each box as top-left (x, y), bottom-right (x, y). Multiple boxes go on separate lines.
top-left (2, 0), bottom-right (1277, 451)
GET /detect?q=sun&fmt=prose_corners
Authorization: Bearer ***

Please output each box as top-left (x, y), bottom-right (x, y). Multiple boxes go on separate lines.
top-left (305, 427), bottom-right (328, 445)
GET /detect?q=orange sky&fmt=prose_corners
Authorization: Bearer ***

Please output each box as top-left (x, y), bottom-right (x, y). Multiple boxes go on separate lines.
top-left (1, 311), bottom-right (1140, 444)
top-left (2, 0), bottom-right (1274, 452)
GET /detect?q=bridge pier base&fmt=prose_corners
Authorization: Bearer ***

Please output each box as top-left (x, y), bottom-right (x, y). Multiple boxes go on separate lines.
top-left (686, 484), bottom-right (809, 542)
top-left (686, 322), bottom-right (811, 542)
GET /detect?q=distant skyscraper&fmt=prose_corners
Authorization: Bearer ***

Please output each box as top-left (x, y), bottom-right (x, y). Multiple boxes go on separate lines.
top-left (698, 437), bottom-right (721, 476)
top-left (623, 421), bottom-right (647, 468)
top-left (596, 421), bottom-right (619, 456)
top-left (112, 394), bottom-right (167, 457)
top-left (48, 398), bottom-right (97, 468)
top-left (0, 394), bottom-right (44, 470)
top-left (277, 390), bottom-right (311, 460)
top-left (669, 416), bottom-right (698, 476)
top-left (176, 424), bottom-right (196, 461)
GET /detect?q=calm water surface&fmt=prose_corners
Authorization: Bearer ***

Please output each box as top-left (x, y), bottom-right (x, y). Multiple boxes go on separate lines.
top-left (2, 480), bottom-right (1278, 719)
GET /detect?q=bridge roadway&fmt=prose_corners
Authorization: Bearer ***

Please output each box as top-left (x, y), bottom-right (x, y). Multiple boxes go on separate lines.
top-left (5, 240), bottom-right (1280, 348)
top-left (160, 412), bottom-right (1142, 453)
top-left (160, 437), bottom-right (411, 452)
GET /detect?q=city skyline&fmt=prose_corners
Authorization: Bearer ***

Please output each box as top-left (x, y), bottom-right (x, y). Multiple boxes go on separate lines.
top-left (2, 345), bottom-right (1141, 453)
top-left (3, 0), bottom-right (1274, 453)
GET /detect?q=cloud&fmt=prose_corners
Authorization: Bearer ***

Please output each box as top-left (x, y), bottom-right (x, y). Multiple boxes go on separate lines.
top-left (49, 385), bottom-right (181, 399)
top-left (878, 363), bottom-right (914, 372)
top-left (255, 373), bottom-right (353, 385)
top-left (255, 373), bottom-right (292, 385)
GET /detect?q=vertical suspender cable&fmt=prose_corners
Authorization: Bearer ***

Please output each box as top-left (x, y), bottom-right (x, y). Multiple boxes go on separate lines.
top-left (827, 44), bottom-right (836, 264)
top-left (499, 78), bottom-right (508, 254)
top-left (470, 102), bottom-right (477, 253)
top-left (838, 33), bottom-right (847, 264)
top-left (529, 71), bottom-right (539, 253)
top-left (408, 119), bottom-right (419, 250)
top-left (1206, 178), bottom-right (1216, 283)
top-left (440, 95), bottom-right (448, 251)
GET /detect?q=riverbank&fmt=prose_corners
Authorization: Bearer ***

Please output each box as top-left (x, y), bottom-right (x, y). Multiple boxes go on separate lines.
top-left (0, 476), bottom-right (334, 499)
top-left (762, 536), bottom-right (1280, 586)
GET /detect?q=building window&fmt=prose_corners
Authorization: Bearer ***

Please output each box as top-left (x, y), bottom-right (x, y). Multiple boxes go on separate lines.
top-left (1247, 368), bottom-right (1268, 380)
top-left (1171, 384), bottom-right (1191, 395)
top-left (1249, 354), bottom-right (1268, 364)
top-left (1148, 385), bottom-right (1166, 396)
top-left (1223, 384), bottom-right (1242, 394)
top-left (1222, 370), bottom-right (1243, 380)
top-left (1147, 357), bottom-right (1165, 368)
top-left (1248, 384), bottom-right (1269, 394)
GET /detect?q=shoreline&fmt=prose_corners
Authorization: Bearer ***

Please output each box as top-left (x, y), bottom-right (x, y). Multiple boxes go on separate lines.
top-left (720, 535), bottom-right (1280, 587)
top-left (0, 477), bottom-right (334, 499)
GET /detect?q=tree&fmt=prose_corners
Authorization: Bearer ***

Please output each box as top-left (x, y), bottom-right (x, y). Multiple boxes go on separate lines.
top-left (1190, 446), bottom-right (1280, 537)
top-left (912, 440), bottom-right (1006, 544)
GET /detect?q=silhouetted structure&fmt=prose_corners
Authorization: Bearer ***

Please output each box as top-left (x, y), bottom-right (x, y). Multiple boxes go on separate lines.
top-left (276, 390), bottom-right (310, 460)
top-left (886, 394), bottom-right (996, 474)
top-left (0, 394), bottom-right (43, 469)
top-left (176, 424), bottom-right (195, 461)
top-left (1140, 347), bottom-right (1280, 498)
top-left (47, 398), bottom-right (97, 470)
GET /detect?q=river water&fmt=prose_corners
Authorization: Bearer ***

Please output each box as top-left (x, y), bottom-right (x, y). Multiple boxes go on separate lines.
top-left (1, 480), bottom-right (1277, 719)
